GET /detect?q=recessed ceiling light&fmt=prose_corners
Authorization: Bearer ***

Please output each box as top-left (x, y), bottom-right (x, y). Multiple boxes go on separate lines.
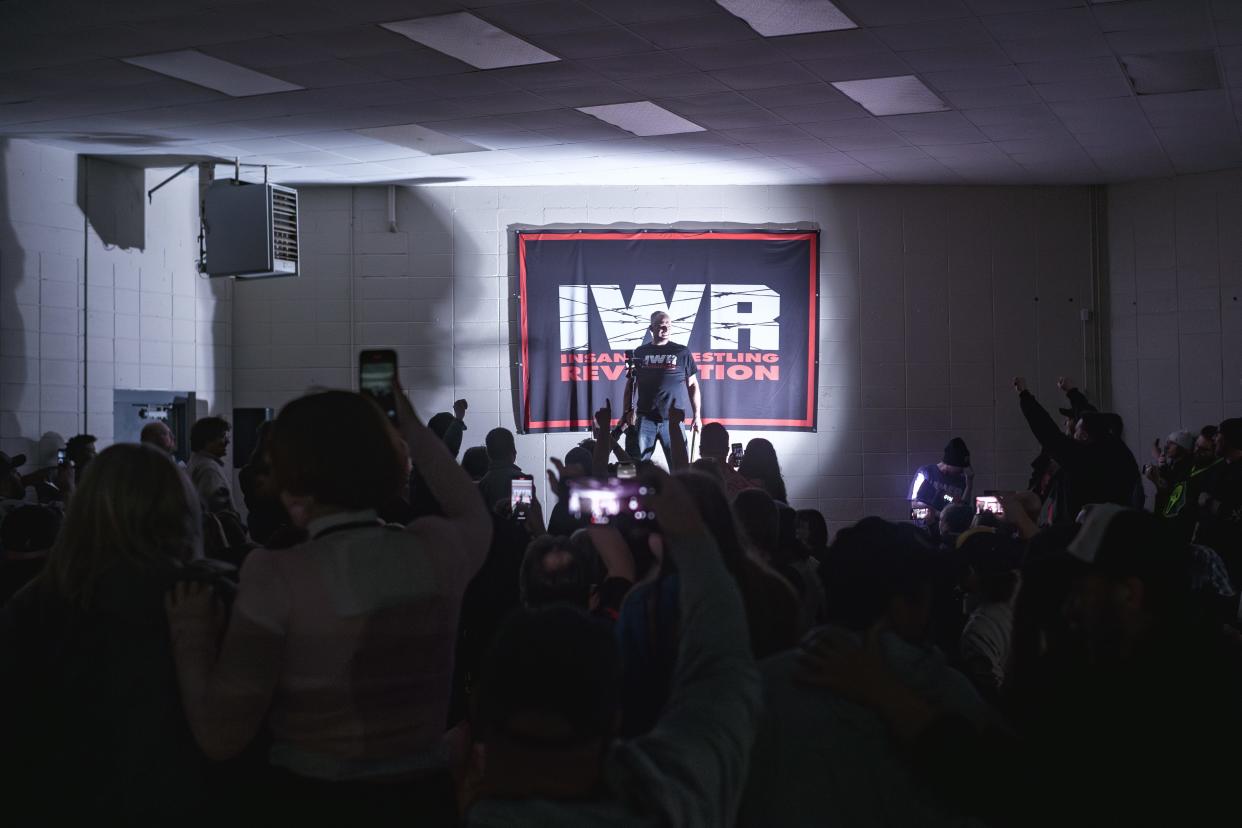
top-left (576, 102), bottom-right (706, 136)
top-left (715, 0), bottom-right (857, 36)
top-left (381, 13), bottom-right (559, 70)
top-left (122, 50), bottom-right (303, 97)
top-left (352, 124), bottom-right (487, 156)
top-left (830, 75), bottom-right (948, 116)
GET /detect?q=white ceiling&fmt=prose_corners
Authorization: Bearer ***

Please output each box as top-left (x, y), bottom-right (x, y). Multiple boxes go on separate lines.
top-left (1, 0), bottom-right (1240, 186)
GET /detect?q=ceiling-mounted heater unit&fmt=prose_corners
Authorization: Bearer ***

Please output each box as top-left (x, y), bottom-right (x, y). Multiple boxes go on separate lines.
top-left (203, 179), bottom-right (299, 279)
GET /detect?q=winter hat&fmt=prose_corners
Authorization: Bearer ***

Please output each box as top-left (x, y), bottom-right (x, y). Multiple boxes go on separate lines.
top-left (1166, 430), bottom-right (1195, 452)
top-left (943, 437), bottom-right (970, 467)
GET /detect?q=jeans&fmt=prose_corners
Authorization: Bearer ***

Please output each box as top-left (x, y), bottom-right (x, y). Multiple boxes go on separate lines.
top-left (636, 415), bottom-right (684, 463)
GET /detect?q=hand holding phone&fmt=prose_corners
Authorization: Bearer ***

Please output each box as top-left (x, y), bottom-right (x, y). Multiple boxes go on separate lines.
top-left (511, 475), bottom-right (535, 518)
top-left (359, 349), bottom-right (399, 426)
top-left (568, 477), bottom-right (656, 525)
top-left (728, 442), bottom-right (743, 468)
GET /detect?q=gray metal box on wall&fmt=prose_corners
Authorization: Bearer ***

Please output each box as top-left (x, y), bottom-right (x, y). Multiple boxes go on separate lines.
top-left (203, 180), bottom-right (299, 279)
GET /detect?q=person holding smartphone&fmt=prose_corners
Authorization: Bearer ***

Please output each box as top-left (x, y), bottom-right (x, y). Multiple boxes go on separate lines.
top-left (622, 311), bottom-right (701, 464)
top-left (164, 374), bottom-right (492, 824)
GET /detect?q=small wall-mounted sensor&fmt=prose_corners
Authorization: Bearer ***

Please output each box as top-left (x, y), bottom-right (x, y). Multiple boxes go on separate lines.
top-left (1080, 308), bottom-right (1093, 322)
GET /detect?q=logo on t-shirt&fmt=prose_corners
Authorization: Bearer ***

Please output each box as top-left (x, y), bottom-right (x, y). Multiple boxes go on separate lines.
top-left (643, 353), bottom-right (680, 369)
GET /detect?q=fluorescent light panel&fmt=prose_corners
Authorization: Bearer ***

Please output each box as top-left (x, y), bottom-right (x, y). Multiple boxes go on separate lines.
top-left (381, 13), bottom-right (559, 70)
top-left (831, 75), bottom-right (948, 116)
top-left (716, 0), bottom-right (857, 36)
top-left (122, 50), bottom-right (303, 97)
top-left (577, 102), bottom-right (705, 137)
top-left (353, 124), bottom-right (487, 156)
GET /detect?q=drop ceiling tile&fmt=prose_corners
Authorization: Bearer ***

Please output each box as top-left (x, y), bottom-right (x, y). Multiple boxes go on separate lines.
top-left (489, 61), bottom-right (606, 90)
top-left (802, 117), bottom-right (904, 138)
top-left (900, 44), bottom-right (1014, 73)
top-left (1120, 50), bottom-right (1221, 95)
top-left (1105, 27), bottom-right (1214, 54)
top-left (656, 91), bottom-right (758, 114)
top-left (689, 108), bottom-right (786, 129)
top-left (719, 124), bottom-right (814, 143)
top-left (1034, 74), bottom-right (1134, 101)
top-left (284, 26), bottom-right (416, 58)
top-left (1139, 89), bottom-right (1235, 128)
top-left (802, 52), bottom-right (912, 82)
top-left (265, 60), bottom-right (391, 88)
top-left (843, 0), bottom-right (973, 27)
top-left (981, 7), bottom-right (1100, 40)
top-left (344, 48), bottom-right (474, 80)
top-left (402, 72), bottom-right (519, 99)
top-left (846, 145), bottom-right (931, 164)
top-left (621, 73), bottom-right (731, 97)
top-left (628, 15), bottom-right (759, 49)
top-left (922, 65), bottom-right (1028, 90)
top-left (674, 39), bottom-right (790, 71)
top-left (1091, 0), bottom-right (1208, 30)
top-left (1017, 55), bottom-right (1124, 84)
top-left (873, 18), bottom-right (994, 51)
top-left (769, 100), bottom-right (871, 122)
top-left (582, 53), bottom-right (696, 79)
top-left (472, 1), bottom-right (613, 36)
top-left (711, 62), bottom-right (820, 90)
top-left (960, 103), bottom-right (1058, 127)
top-left (742, 82), bottom-right (849, 106)
top-left (526, 27), bottom-right (655, 59)
top-left (1000, 34), bottom-right (1113, 63)
top-left (198, 37), bottom-right (336, 70)
top-left (535, 82), bottom-right (643, 107)
top-left (770, 29), bottom-right (890, 60)
top-left (1047, 97), bottom-right (1149, 132)
top-left (577, 0), bottom-right (722, 24)
top-left (826, 132), bottom-right (911, 150)
top-left (942, 84), bottom-right (1041, 108)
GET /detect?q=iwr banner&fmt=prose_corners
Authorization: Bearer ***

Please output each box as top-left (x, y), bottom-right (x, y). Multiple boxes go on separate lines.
top-left (516, 231), bottom-right (818, 433)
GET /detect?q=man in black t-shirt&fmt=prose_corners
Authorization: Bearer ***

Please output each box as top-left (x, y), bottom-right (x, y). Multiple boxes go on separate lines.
top-left (622, 311), bottom-right (701, 463)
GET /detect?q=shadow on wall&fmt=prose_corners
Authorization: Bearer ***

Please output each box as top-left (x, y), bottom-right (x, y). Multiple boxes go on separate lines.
top-left (0, 139), bottom-right (33, 464)
top-left (77, 156), bottom-right (145, 251)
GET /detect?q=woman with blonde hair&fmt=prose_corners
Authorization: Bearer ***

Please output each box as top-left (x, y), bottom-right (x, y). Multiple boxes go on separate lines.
top-left (1, 442), bottom-right (215, 825)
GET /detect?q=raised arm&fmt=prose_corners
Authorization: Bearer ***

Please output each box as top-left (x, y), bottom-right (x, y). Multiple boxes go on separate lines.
top-left (1014, 377), bottom-right (1082, 469)
top-left (609, 474), bottom-right (761, 825)
top-left (395, 382), bottom-right (491, 564)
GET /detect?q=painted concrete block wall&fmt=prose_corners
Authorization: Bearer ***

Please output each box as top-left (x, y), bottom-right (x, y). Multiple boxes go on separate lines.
top-left (0, 137), bottom-right (230, 468)
top-left (1107, 170), bottom-right (1242, 460)
top-left (233, 183), bottom-right (1092, 536)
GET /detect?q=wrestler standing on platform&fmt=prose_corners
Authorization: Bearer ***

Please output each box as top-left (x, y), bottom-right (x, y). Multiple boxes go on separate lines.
top-left (622, 311), bottom-right (701, 463)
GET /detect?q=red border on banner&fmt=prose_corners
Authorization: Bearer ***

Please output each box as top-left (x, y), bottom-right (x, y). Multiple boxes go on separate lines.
top-left (518, 231), bottom-right (818, 432)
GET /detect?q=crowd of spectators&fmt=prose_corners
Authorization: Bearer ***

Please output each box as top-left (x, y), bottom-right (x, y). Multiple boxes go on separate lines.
top-left (1, 370), bottom-right (1239, 826)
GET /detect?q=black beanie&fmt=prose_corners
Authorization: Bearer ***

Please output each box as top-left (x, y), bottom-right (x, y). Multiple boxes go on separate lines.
top-left (943, 437), bottom-right (970, 467)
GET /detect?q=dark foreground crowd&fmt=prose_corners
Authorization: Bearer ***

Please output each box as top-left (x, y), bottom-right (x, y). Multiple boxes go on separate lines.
top-left (1, 375), bottom-right (1240, 827)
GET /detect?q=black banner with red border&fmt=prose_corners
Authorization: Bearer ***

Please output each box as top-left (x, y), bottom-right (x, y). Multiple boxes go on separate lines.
top-left (516, 230), bottom-right (818, 434)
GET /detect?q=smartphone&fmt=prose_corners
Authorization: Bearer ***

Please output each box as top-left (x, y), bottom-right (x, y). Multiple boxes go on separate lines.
top-left (568, 477), bottom-right (656, 525)
top-left (359, 349), bottom-right (399, 425)
top-left (617, 462), bottom-right (637, 479)
top-left (729, 442), bottom-right (744, 468)
top-left (56, 448), bottom-right (66, 465)
top-left (511, 475), bottom-right (534, 518)
top-left (975, 495), bottom-right (1004, 516)
top-left (911, 505), bottom-right (930, 521)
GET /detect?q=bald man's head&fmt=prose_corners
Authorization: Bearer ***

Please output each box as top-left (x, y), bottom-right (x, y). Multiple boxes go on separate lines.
top-left (140, 421), bottom-right (176, 454)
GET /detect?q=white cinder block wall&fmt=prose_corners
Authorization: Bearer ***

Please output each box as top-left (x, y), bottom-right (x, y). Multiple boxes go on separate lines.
top-left (0, 137), bottom-right (231, 467)
top-left (233, 184), bottom-right (1093, 536)
top-left (1107, 170), bottom-right (1242, 460)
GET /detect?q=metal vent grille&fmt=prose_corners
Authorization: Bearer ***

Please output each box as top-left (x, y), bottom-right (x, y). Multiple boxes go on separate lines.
top-left (271, 187), bottom-right (298, 269)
